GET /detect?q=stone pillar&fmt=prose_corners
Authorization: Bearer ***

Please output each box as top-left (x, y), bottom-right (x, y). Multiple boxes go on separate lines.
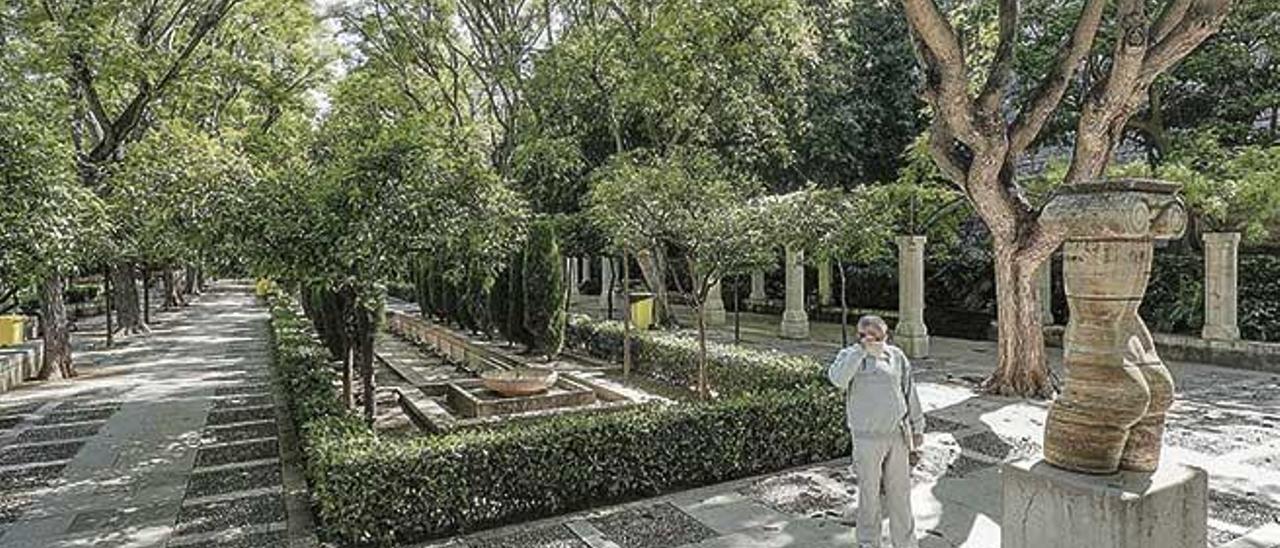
top-left (1038, 261), bottom-right (1054, 325)
top-left (567, 257), bottom-right (579, 296)
top-left (894, 236), bottom-right (929, 358)
top-left (817, 259), bottom-right (833, 307)
top-left (1003, 460), bottom-right (1207, 548)
top-left (582, 256), bottom-right (591, 283)
top-left (704, 280), bottom-right (727, 326)
top-left (1039, 179), bottom-right (1187, 474)
top-left (780, 246), bottom-right (809, 339)
top-left (749, 271), bottom-right (767, 302)
top-left (599, 257), bottom-right (614, 310)
top-left (1202, 232), bottom-right (1241, 340)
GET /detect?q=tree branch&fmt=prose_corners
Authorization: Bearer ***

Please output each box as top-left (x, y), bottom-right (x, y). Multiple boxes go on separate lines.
top-left (977, 0), bottom-right (1018, 118)
top-left (901, 0), bottom-right (979, 144)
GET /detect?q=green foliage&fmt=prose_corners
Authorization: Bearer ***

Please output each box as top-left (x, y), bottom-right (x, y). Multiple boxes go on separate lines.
top-left (505, 249), bottom-right (531, 346)
top-left (267, 289), bottom-right (845, 546)
top-left (523, 220), bottom-right (566, 355)
top-left (1143, 253), bottom-right (1280, 342)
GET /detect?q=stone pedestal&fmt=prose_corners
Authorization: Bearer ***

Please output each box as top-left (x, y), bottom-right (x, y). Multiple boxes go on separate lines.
top-left (1202, 232), bottom-right (1241, 341)
top-left (1040, 179), bottom-right (1187, 474)
top-left (705, 280), bottom-right (726, 326)
top-left (780, 246), bottom-right (809, 339)
top-left (894, 236), bottom-right (929, 358)
top-left (817, 259), bottom-right (832, 307)
top-left (1002, 459), bottom-right (1207, 548)
top-left (1038, 261), bottom-right (1054, 325)
top-left (749, 271), bottom-right (767, 302)
top-left (599, 257), bottom-right (614, 310)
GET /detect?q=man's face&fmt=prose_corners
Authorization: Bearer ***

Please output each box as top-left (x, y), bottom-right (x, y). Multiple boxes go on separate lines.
top-left (859, 329), bottom-right (884, 344)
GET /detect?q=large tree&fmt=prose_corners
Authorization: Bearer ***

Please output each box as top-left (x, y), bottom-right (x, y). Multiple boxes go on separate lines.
top-left (899, 0), bottom-right (1233, 396)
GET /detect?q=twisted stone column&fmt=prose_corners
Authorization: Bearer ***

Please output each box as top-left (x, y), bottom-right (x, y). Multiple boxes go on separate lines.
top-left (1040, 180), bottom-right (1187, 474)
top-left (1201, 232), bottom-right (1241, 341)
top-left (895, 236), bottom-right (929, 358)
top-left (780, 246), bottom-right (809, 339)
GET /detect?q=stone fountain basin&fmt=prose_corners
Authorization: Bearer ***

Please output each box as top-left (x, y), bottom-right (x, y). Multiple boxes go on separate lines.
top-left (480, 367), bottom-right (559, 397)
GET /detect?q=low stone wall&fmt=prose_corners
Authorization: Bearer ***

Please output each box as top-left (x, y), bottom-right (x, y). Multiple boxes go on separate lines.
top-left (0, 340), bottom-right (44, 394)
top-left (1043, 326), bottom-right (1280, 373)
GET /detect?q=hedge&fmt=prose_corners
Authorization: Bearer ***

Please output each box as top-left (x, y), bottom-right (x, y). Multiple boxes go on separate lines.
top-left (265, 289), bottom-right (848, 547)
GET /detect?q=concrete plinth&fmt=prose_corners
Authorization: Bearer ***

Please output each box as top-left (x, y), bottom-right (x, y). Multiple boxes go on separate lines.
top-left (780, 247), bottom-right (809, 339)
top-left (894, 236), bottom-right (928, 358)
top-left (817, 259), bottom-right (832, 307)
top-left (1002, 459), bottom-right (1207, 548)
top-left (1202, 232), bottom-right (1241, 341)
top-left (749, 271), bottom-right (767, 302)
top-left (599, 257), bottom-right (614, 310)
top-left (705, 280), bottom-right (727, 326)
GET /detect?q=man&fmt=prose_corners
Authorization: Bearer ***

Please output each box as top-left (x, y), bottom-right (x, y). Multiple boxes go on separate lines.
top-left (828, 315), bottom-right (923, 548)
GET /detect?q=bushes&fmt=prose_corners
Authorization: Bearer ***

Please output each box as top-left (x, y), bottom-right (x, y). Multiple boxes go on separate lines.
top-left (267, 289), bottom-right (846, 546)
top-left (523, 219), bottom-right (565, 355)
top-left (1143, 252), bottom-right (1280, 342)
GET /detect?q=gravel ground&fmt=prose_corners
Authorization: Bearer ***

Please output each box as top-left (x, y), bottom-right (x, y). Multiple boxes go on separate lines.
top-left (1209, 490), bottom-right (1280, 529)
top-left (212, 394), bottom-right (273, 410)
top-left (1245, 453), bottom-right (1280, 473)
top-left (194, 439), bottom-right (278, 468)
top-left (0, 493), bottom-right (34, 525)
top-left (174, 493), bottom-right (286, 535)
top-left (0, 416), bottom-right (21, 430)
top-left (0, 463), bottom-right (65, 492)
top-left (1209, 527), bottom-right (1238, 547)
top-left (66, 502), bottom-right (172, 534)
top-left (590, 503), bottom-right (717, 548)
top-left (38, 407), bottom-right (117, 425)
top-left (58, 399), bottom-right (122, 411)
top-left (16, 423), bottom-right (102, 444)
top-left (173, 530), bottom-right (288, 548)
top-left (956, 431), bottom-right (1040, 461)
top-left (739, 474), bottom-right (853, 517)
top-left (944, 456), bottom-right (995, 478)
top-left (199, 421), bottom-right (277, 445)
top-left (0, 402), bottom-right (43, 416)
top-left (186, 463), bottom-right (282, 498)
top-left (925, 415), bottom-right (968, 433)
top-left (0, 441), bottom-right (85, 466)
top-left (467, 524), bottom-right (588, 548)
top-left (205, 406), bottom-right (275, 426)
top-left (1165, 426), bottom-right (1273, 456)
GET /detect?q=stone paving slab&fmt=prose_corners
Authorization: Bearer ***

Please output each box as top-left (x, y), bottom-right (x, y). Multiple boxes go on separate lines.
top-left (0, 282), bottom-right (315, 548)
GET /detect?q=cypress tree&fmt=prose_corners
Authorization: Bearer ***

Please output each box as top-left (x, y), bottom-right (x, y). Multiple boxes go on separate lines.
top-left (523, 219), bottom-right (565, 357)
top-left (507, 249), bottom-right (530, 347)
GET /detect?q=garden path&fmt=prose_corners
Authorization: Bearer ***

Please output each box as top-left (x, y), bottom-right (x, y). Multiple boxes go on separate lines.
top-left (0, 282), bottom-right (316, 548)
top-left (410, 296), bottom-right (1280, 548)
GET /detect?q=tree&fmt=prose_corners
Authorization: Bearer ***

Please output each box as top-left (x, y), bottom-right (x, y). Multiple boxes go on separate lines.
top-left (805, 189), bottom-right (898, 346)
top-left (899, 0), bottom-right (1234, 396)
top-left (523, 220), bottom-right (567, 358)
top-left (589, 147), bottom-right (772, 398)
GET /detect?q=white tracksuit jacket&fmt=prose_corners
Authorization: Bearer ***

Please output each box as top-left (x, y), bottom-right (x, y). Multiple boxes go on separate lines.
top-left (827, 344), bottom-right (924, 440)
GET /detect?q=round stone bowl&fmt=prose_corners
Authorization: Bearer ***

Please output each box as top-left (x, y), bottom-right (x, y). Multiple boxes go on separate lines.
top-left (480, 368), bottom-right (559, 397)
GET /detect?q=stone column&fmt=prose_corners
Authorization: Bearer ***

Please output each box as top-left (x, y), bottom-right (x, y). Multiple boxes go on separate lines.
top-left (817, 259), bottom-right (833, 307)
top-left (567, 257), bottom-right (579, 296)
top-left (1201, 232), bottom-right (1241, 340)
top-left (704, 280), bottom-right (727, 326)
top-left (780, 246), bottom-right (809, 339)
top-left (1038, 261), bottom-right (1054, 325)
top-left (599, 257), bottom-right (614, 310)
top-left (894, 236), bottom-right (929, 358)
top-left (582, 256), bottom-right (592, 283)
top-left (749, 271), bottom-right (767, 302)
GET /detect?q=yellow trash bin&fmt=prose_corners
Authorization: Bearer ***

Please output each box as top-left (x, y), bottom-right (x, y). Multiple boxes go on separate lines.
top-left (0, 316), bottom-right (26, 347)
top-left (628, 292), bottom-right (655, 331)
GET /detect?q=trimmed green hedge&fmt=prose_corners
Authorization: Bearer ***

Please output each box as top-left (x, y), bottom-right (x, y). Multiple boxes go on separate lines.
top-left (267, 290), bottom-right (847, 547)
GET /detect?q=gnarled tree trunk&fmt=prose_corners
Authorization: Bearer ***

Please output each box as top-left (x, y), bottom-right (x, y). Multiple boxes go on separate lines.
top-left (635, 247), bottom-right (676, 327)
top-left (37, 275), bottom-right (73, 380)
top-left (163, 269), bottom-right (185, 309)
top-left (112, 263), bottom-right (148, 335)
top-left (985, 244), bottom-right (1051, 397)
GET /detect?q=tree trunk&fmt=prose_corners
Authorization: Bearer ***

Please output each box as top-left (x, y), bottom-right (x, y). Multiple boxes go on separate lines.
top-left (104, 268), bottom-right (114, 348)
top-left (142, 269), bottom-right (150, 325)
top-left (622, 250), bottom-right (632, 377)
top-left (733, 275), bottom-right (741, 345)
top-left (184, 266), bottom-right (201, 295)
top-left (983, 246), bottom-right (1053, 398)
top-left (163, 269), bottom-right (184, 309)
top-left (697, 304), bottom-right (709, 399)
top-left (343, 346), bottom-right (355, 410)
top-left (37, 275), bottom-right (73, 380)
top-left (355, 302), bottom-right (377, 424)
top-left (113, 263), bottom-right (148, 335)
top-left (635, 247), bottom-right (676, 327)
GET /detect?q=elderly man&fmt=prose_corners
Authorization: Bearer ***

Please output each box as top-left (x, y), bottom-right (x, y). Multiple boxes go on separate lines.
top-left (828, 315), bottom-right (924, 548)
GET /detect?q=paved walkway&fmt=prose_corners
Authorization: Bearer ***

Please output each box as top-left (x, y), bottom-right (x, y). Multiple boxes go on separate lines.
top-left (410, 296), bottom-right (1280, 548)
top-left (0, 282), bottom-right (315, 548)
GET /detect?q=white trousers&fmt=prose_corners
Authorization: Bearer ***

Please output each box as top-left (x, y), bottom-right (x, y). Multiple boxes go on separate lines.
top-left (852, 434), bottom-right (918, 548)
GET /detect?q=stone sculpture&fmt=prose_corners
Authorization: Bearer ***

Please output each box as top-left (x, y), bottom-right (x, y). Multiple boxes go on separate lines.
top-left (1039, 179), bottom-right (1187, 474)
